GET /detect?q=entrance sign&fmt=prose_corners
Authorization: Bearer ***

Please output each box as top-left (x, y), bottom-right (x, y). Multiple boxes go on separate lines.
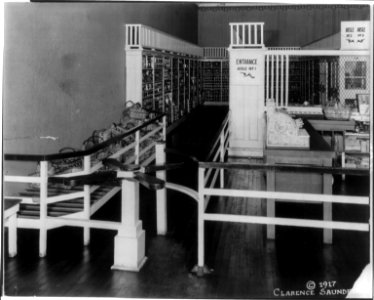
top-left (232, 53), bottom-right (263, 85)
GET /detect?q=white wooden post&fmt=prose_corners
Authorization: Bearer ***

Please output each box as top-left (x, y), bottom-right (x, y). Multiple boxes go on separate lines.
top-left (39, 160), bottom-right (48, 257)
top-left (275, 55), bottom-right (279, 106)
top-left (111, 170), bottom-right (147, 271)
top-left (266, 169), bottom-right (276, 239)
top-left (8, 213), bottom-right (18, 257)
top-left (323, 166), bottom-right (333, 244)
top-left (271, 55), bottom-right (274, 100)
top-left (162, 115), bottom-right (167, 141)
top-left (230, 24), bottom-right (233, 47)
top-left (135, 131), bottom-right (140, 165)
top-left (83, 155), bottom-right (91, 246)
top-left (285, 55), bottom-right (289, 107)
top-left (280, 55), bottom-right (284, 107)
top-left (220, 131), bottom-right (225, 188)
top-left (197, 167), bottom-right (205, 272)
top-left (266, 54), bottom-right (269, 101)
top-left (155, 141), bottom-right (167, 235)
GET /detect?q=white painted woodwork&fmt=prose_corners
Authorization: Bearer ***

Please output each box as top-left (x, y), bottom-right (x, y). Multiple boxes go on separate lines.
top-left (229, 23), bottom-right (265, 48)
top-left (155, 142), bottom-right (167, 235)
top-left (229, 49), bottom-right (265, 157)
top-left (39, 161), bottom-right (48, 257)
top-left (203, 213), bottom-right (369, 232)
top-left (83, 155), bottom-right (91, 246)
top-left (125, 24), bottom-right (203, 57)
top-left (112, 171), bottom-right (147, 272)
top-left (203, 47), bottom-right (228, 59)
top-left (196, 165), bottom-right (370, 269)
top-left (3, 115), bottom-right (164, 263)
top-left (125, 50), bottom-right (143, 104)
top-left (4, 201), bottom-right (20, 257)
top-left (164, 182), bottom-right (199, 203)
top-left (4, 175), bottom-right (41, 183)
top-left (203, 187), bottom-right (369, 205)
top-left (135, 131), bottom-right (140, 164)
top-left (197, 167), bottom-right (205, 268)
top-left (47, 217), bottom-right (122, 230)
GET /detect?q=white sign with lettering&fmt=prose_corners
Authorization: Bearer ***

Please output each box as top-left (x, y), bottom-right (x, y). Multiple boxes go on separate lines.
top-left (341, 21), bottom-right (370, 50)
top-left (230, 51), bottom-right (264, 85)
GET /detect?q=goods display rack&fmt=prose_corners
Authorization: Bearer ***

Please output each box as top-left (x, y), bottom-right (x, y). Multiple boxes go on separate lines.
top-left (201, 47), bottom-right (229, 103)
top-left (125, 24), bottom-right (204, 127)
top-left (139, 52), bottom-right (203, 124)
top-left (202, 60), bottom-right (229, 103)
top-left (142, 54), bottom-right (154, 111)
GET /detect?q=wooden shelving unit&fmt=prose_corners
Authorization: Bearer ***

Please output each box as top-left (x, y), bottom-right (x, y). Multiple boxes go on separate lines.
top-left (125, 24), bottom-right (203, 126)
top-left (202, 60), bottom-right (229, 103)
top-left (201, 47), bottom-right (229, 103)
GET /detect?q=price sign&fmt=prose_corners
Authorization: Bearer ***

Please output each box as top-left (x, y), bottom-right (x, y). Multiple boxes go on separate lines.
top-left (341, 21), bottom-right (370, 50)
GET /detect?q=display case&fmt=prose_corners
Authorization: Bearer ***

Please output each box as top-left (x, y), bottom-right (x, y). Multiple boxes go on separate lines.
top-left (342, 131), bottom-right (370, 169)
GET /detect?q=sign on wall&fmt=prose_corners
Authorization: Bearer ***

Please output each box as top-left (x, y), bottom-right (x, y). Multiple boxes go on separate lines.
top-left (230, 51), bottom-right (264, 85)
top-left (341, 21), bottom-right (370, 50)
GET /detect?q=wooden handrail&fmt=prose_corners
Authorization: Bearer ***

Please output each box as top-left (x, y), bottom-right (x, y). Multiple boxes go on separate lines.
top-left (198, 161), bottom-right (369, 176)
top-left (205, 112), bottom-right (230, 161)
top-left (4, 114), bottom-right (165, 162)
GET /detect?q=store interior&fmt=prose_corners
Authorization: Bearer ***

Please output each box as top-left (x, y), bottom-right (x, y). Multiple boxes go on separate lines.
top-left (2, 2), bottom-right (372, 298)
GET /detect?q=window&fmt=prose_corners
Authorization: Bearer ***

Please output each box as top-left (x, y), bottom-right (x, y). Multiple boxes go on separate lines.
top-left (345, 61), bottom-right (367, 89)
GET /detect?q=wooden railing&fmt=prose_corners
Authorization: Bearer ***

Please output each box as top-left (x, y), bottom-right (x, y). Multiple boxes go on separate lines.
top-left (4, 114), bottom-right (166, 257)
top-left (125, 24), bottom-right (203, 57)
top-left (267, 47), bottom-right (301, 51)
top-left (264, 50), bottom-right (370, 112)
top-left (229, 22), bottom-right (265, 48)
top-left (194, 160), bottom-right (370, 275)
top-left (203, 47), bottom-right (228, 59)
top-left (203, 112), bottom-right (230, 205)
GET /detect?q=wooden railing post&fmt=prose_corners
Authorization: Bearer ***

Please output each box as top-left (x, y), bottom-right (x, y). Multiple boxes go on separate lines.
top-left (155, 141), bottom-right (167, 235)
top-left (220, 130), bottom-right (225, 188)
top-left (83, 155), bottom-right (91, 246)
top-left (266, 168), bottom-right (276, 240)
top-left (39, 160), bottom-right (48, 257)
top-left (112, 169), bottom-right (147, 271)
top-left (323, 162), bottom-right (333, 244)
top-left (194, 166), bottom-right (207, 276)
top-left (135, 131), bottom-right (140, 164)
top-left (162, 115), bottom-right (167, 141)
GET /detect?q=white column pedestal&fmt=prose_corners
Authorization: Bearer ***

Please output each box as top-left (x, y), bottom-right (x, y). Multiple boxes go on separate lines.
top-left (111, 221), bottom-right (147, 271)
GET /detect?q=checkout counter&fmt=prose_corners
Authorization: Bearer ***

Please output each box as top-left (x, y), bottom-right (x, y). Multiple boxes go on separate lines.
top-left (265, 103), bottom-right (335, 244)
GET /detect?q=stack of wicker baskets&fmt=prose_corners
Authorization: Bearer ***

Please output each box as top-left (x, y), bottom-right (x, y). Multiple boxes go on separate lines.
top-left (323, 100), bottom-right (351, 120)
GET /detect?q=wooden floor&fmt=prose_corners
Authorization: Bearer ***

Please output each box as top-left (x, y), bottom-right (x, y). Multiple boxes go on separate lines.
top-left (2, 106), bottom-right (370, 298)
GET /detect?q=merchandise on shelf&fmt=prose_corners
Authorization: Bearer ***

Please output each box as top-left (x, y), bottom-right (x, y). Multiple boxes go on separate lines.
top-left (135, 51), bottom-right (203, 125)
top-left (345, 133), bottom-right (370, 152)
top-left (202, 60), bottom-right (229, 102)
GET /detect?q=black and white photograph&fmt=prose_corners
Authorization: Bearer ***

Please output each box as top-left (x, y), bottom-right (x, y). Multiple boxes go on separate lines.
top-left (1, 1), bottom-right (373, 299)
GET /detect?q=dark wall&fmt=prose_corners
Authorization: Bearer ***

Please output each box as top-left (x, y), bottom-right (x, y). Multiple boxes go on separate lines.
top-left (3, 2), bottom-right (198, 156)
top-left (198, 4), bottom-right (370, 47)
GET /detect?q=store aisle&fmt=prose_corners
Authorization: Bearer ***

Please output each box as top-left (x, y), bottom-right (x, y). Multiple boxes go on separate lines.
top-left (3, 104), bottom-right (369, 298)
